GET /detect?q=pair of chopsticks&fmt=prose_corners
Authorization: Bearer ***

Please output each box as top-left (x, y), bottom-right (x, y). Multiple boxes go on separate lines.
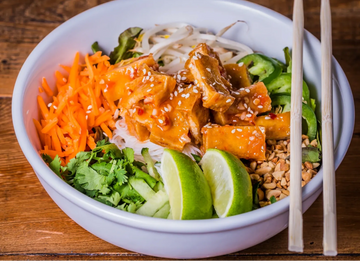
top-left (288, 0), bottom-right (337, 256)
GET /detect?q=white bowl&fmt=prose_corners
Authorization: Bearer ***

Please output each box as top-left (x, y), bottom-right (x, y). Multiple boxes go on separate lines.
top-left (12, 0), bottom-right (355, 259)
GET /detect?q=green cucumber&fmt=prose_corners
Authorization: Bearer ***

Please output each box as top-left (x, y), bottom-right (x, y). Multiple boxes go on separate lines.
top-left (153, 202), bottom-right (171, 218)
top-left (135, 190), bottom-right (169, 217)
top-left (129, 177), bottom-right (156, 201)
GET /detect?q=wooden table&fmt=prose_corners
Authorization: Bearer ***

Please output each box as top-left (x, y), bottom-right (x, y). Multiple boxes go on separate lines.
top-left (1, 0), bottom-right (359, 261)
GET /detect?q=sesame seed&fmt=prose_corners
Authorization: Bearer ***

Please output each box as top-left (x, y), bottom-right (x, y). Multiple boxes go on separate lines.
top-left (178, 101), bottom-right (182, 106)
top-left (150, 84), bottom-right (154, 87)
top-left (237, 129), bottom-right (242, 132)
top-left (181, 77), bottom-right (187, 81)
top-left (238, 62), bottom-right (244, 67)
top-left (164, 107), bottom-right (169, 112)
top-left (231, 129), bottom-right (235, 134)
top-left (194, 80), bottom-right (198, 84)
top-left (206, 68), bottom-right (211, 72)
top-left (249, 136), bottom-right (255, 141)
top-left (147, 89), bottom-right (151, 92)
top-left (104, 88), bottom-right (108, 93)
top-left (53, 105), bottom-right (57, 109)
top-left (245, 88), bottom-right (250, 93)
top-left (150, 77), bottom-right (154, 82)
top-left (193, 89), bottom-right (198, 93)
top-left (265, 116), bottom-right (271, 120)
top-left (181, 94), bottom-right (186, 97)
top-left (48, 103), bottom-right (52, 107)
top-left (240, 88), bottom-right (245, 91)
top-left (203, 96), bottom-right (208, 100)
top-left (99, 79), bottom-right (105, 84)
top-left (143, 69), bottom-right (146, 75)
top-left (87, 105), bottom-right (92, 110)
top-left (158, 119), bottom-right (163, 124)
top-left (86, 110), bottom-right (91, 114)
top-left (148, 71), bottom-right (151, 76)
top-left (246, 114), bottom-right (252, 118)
top-left (62, 78), bottom-right (67, 83)
top-left (226, 99), bottom-right (232, 103)
top-left (244, 103), bottom-right (248, 108)
top-left (85, 115), bottom-right (88, 120)
top-left (174, 91), bottom-right (178, 97)
top-left (258, 105), bottom-right (263, 109)
top-left (193, 56), bottom-right (198, 60)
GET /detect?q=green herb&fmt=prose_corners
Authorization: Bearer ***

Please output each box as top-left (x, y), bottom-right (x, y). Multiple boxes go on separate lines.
top-left (270, 195), bottom-right (277, 204)
top-left (109, 27), bottom-right (143, 64)
top-left (302, 147), bottom-right (321, 163)
top-left (91, 41), bottom-right (103, 54)
top-left (42, 144), bottom-right (162, 212)
top-left (283, 47), bottom-right (292, 73)
top-left (191, 154), bottom-right (202, 164)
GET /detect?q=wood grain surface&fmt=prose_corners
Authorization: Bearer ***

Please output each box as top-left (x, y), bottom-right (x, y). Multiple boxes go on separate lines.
top-left (1, 0), bottom-right (359, 261)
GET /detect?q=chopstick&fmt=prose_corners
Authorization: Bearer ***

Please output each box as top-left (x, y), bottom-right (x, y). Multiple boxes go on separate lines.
top-left (288, 0), bottom-right (304, 253)
top-left (321, 0), bottom-right (337, 256)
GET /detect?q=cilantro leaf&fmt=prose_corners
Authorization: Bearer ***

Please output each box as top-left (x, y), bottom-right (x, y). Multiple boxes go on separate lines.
top-left (270, 195), bottom-right (277, 204)
top-left (42, 154), bottom-right (63, 179)
top-left (123, 147), bottom-right (135, 163)
top-left (74, 162), bottom-right (110, 195)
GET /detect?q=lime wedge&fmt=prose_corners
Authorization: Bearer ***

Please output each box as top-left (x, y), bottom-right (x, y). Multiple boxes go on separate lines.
top-left (200, 149), bottom-right (253, 218)
top-left (161, 149), bottom-right (213, 220)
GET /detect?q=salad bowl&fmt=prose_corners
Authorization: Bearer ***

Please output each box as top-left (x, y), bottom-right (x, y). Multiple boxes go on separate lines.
top-left (12, 0), bottom-right (354, 259)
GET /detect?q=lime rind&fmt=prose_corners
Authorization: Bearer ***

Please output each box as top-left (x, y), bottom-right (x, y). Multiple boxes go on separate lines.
top-left (201, 149), bottom-right (253, 218)
top-left (161, 149), bottom-right (213, 220)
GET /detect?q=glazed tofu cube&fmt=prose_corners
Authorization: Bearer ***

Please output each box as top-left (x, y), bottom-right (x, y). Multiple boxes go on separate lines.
top-left (149, 111), bottom-right (191, 151)
top-left (224, 63), bottom-right (252, 89)
top-left (170, 84), bottom-right (210, 144)
top-left (186, 43), bottom-right (228, 79)
top-left (187, 53), bottom-right (235, 112)
top-left (255, 112), bottom-right (290, 140)
top-left (201, 125), bottom-right (266, 160)
top-left (102, 54), bottom-right (159, 102)
top-left (212, 82), bottom-right (272, 126)
top-left (121, 72), bottom-right (177, 109)
top-left (124, 112), bottom-right (150, 141)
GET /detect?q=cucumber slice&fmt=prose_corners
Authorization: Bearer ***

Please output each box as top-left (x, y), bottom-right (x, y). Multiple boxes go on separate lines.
top-left (153, 202), bottom-right (171, 218)
top-left (135, 190), bottom-right (169, 217)
top-left (129, 177), bottom-right (156, 201)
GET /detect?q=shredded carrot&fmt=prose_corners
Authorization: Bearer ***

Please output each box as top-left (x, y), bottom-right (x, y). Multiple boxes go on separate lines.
top-left (36, 51), bottom-right (122, 164)
top-left (37, 96), bottom-right (49, 120)
top-left (100, 123), bottom-right (113, 139)
top-left (41, 118), bottom-right (58, 134)
top-left (33, 119), bottom-right (45, 146)
top-left (94, 110), bottom-right (112, 127)
top-left (42, 77), bottom-right (54, 97)
top-left (87, 135), bottom-right (97, 150)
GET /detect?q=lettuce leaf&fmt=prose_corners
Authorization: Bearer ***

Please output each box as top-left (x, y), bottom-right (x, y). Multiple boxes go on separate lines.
top-left (109, 27), bottom-right (143, 64)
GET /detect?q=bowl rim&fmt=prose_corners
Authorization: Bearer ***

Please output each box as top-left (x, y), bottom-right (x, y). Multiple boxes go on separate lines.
top-left (12, 0), bottom-right (355, 234)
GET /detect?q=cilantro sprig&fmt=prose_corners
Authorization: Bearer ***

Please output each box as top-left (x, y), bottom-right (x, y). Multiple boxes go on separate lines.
top-left (42, 143), bottom-right (162, 213)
